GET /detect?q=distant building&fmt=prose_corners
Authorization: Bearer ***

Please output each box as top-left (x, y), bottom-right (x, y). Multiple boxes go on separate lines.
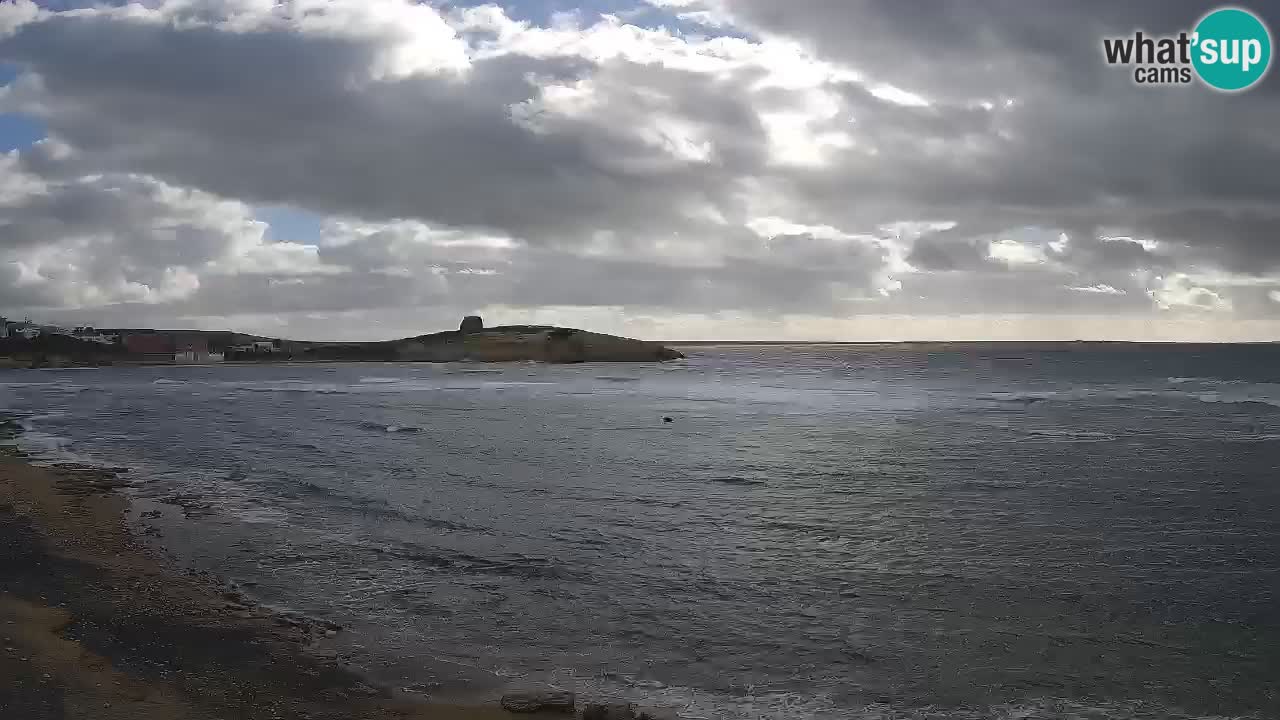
top-left (174, 337), bottom-right (210, 364)
top-left (10, 321), bottom-right (41, 340)
top-left (118, 332), bottom-right (214, 363)
top-left (225, 340), bottom-right (280, 361)
top-left (71, 326), bottom-right (118, 345)
top-left (0, 317), bottom-right (7, 339)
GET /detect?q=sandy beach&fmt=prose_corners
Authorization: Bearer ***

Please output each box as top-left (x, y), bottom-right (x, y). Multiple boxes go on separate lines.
top-left (0, 444), bottom-right (518, 720)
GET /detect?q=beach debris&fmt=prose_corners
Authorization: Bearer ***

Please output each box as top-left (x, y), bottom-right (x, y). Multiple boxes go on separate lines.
top-left (350, 682), bottom-right (382, 698)
top-left (500, 690), bottom-right (576, 713)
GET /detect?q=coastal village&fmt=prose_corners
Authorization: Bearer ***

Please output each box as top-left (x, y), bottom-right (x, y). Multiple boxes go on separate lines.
top-left (0, 314), bottom-right (285, 365)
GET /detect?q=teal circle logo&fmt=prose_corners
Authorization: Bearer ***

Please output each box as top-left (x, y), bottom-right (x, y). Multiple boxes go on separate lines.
top-left (1192, 7), bottom-right (1272, 91)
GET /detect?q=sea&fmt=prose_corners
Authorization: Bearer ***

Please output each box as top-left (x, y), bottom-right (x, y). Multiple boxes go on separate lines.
top-left (2, 343), bottom-right (1279, 720)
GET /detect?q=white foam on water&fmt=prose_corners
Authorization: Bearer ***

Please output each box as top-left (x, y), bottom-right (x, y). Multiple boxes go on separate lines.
top-left (1023, 428), bottom-right (1118, 442)
top-left (228, 380), bottom-right (352, 395)
top-left (1188, 390), bottom-right (1280, 408)
top-left (17, 429), bottom-right (74, 455)
top-left (499, 669), bottom-right (844, 720)
top-left (986, 391), bottom-right (1056, 402)
top-left (483, 669), bottom-right (1251, 720)
top-left (11, 421), bottom-right (118, 470)
top-left (983, 386), bottom-right (1280, 409)
top-left (230, 507), bottom-right (290, 526)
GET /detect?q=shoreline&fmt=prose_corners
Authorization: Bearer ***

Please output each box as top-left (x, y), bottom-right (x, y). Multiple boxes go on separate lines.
top-left (0, 438), bottom-right (516, 719)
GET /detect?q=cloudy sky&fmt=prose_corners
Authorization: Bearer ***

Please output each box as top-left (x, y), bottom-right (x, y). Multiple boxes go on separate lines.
top-left (1, 0), bottom-right (1277, 341)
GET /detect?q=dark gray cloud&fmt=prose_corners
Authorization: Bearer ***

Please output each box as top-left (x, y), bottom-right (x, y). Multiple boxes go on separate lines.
top-left (721, 0), bottom-right (1277, 98)
top-left (0, 9), bottom-right (758, 245)
top-left (906, 225), bottom-right (999, 273)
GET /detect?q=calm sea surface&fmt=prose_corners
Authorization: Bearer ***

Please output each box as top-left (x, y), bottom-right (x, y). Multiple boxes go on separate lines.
top-left (3, 344), bottom-right (1279, 719)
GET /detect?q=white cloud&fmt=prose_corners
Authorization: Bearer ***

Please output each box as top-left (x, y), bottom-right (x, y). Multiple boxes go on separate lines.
top-left (0, 0), bottom-right (39, 38)
top-left (1148, 274), bottom-right (1232, 312)
top-left (988, 238), bottom-right (1047, 266)
top-left (1069, 284), bottom-right (1124, 295)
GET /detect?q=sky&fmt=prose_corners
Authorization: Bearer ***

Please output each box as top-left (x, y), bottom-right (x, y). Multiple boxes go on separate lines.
top-left (0, 0), bottom-right (1277, 342)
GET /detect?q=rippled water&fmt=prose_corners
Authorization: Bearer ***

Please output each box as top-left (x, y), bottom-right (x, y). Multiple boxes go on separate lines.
top-left (3, 344), bottom-right (1280, 719)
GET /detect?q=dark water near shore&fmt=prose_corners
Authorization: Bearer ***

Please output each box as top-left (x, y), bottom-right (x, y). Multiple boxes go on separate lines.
top-left (4, 344), bottom-right (1280, 719)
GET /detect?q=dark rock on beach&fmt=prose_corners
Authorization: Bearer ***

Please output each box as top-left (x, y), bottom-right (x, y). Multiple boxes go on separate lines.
top-left (500, 690), bottom-right (576, 713)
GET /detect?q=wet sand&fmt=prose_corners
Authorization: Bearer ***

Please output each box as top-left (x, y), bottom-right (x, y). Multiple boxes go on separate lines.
top-left (0, 447), bottom-right (521, 720)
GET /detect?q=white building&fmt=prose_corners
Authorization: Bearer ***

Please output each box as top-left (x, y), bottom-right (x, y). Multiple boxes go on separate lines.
top-left (4, 318), bottom-right (41, 340)
top-left (71, 326), bottom-right (117, 345)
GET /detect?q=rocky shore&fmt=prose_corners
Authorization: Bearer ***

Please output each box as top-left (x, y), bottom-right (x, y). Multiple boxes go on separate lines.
top-left (0, 417), bottom-right (677, 720)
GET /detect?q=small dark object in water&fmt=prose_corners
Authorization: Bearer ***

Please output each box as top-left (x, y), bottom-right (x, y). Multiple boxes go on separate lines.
top-left (710, 476), bottom-right (765, 486)
top-left (663, 417), bottom-right (673, 423)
